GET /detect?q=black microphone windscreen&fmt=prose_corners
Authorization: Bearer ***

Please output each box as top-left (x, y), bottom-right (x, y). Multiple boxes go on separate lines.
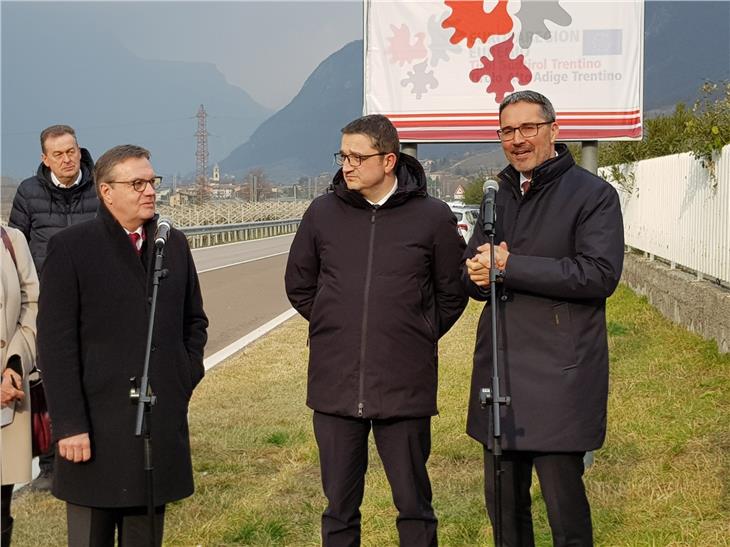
top-left (155, 218), bottom-right (173, 247)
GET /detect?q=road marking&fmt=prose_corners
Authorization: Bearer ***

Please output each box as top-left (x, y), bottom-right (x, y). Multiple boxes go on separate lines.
top-left (203, 308), bottom-right (299, 370)
top-left (197, 251), bottom-right (289, 274)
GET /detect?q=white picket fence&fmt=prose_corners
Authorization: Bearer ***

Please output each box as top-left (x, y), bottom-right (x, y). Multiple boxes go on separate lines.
top-left (600, 144), bottom-right (730, 285)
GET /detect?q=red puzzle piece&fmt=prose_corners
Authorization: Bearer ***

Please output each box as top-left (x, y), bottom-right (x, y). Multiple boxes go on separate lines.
top-left (469, 35), bottom-right (533, 103)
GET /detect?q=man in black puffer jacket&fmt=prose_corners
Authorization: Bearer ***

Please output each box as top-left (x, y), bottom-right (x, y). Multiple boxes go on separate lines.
top-left (9, 124), bottom-right (98, 492)
top-left (286, 115), bottom-right (467, 546)
top-left (9, 125), bottom-right (98, 274)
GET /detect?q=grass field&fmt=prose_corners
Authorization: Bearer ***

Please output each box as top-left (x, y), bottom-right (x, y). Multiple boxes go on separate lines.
top-left (10, 284), bottom-right (730, 546)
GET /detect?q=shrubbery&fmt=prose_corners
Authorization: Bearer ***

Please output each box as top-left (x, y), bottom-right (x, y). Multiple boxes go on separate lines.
top-left (573, 81), bottom-right (729, 185)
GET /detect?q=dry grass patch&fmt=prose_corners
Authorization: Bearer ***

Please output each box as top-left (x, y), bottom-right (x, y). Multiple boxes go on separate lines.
top-left (9, 283), bottom-right (730, 545)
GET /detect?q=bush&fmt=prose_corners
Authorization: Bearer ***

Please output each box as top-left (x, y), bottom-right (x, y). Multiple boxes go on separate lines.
top-left (576, 81), bottom-right (730, 185)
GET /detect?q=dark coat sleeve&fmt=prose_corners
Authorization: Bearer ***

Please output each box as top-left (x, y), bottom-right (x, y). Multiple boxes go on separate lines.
top-left (8, 185), bottom-right (31, 241)
top-left (432, 208), bottom-right (468, 336)
top-left (182, 239), bottom-right (208, 390)
top-left (504, 184), bottom-right (624, 299)
top-left (284, 206), bottom-right (320, 321)
top-left (461, 202), bottom-right (491, 302)
top-left (37, 234), bottom-right (90, 441)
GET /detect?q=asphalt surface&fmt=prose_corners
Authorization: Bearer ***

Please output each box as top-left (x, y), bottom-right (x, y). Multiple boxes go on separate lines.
top-left (192, 234), bottom-right (295, 355)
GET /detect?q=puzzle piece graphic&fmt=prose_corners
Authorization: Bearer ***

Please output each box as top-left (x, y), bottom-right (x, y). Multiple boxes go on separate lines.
top-left (401, 60), bottom-right (439, 99)
top-left (428, 11), bottom-right (461, 67)
top-left (469, 36), bottom-right (532, 103)
top-left (441, 0), bottom-right (514, 48)
top-left (514, 1), bottom-right (572, 49)
top-left (387, 24), bottom-right (428, 66)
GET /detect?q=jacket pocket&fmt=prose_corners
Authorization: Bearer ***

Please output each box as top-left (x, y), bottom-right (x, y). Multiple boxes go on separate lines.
top-left (418, 286), bottom-right (437, 343)
top-left (552, 302), bottom-right (578, 368)
top-left (310, 283), bottom-right (327, 321)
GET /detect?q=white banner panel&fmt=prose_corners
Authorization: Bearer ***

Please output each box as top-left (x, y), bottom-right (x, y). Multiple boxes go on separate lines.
top-left (364, 0), bottom-right (644, 142)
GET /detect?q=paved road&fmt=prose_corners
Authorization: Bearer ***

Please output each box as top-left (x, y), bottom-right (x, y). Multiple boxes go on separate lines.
top-left (192, 234), bottom-right (295, 355)
top-left (193, 233), bottom-right (294, 273)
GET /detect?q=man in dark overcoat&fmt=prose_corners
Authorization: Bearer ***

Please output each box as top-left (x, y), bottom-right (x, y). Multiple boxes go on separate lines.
top-left (37, 144), bottom-right (208, 546)
top-left (463, 90), bottom-right (624, 546)
top-left (286, 114), bottom-right (467, 546)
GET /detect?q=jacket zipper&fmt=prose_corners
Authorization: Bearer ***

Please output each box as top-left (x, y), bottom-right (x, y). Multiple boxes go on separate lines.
top-left (357, 207), bottom-right (378, 417)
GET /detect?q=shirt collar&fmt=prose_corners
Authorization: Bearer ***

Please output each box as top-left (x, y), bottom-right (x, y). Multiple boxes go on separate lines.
top-left (519, 149), bottom-right (558, 194)
top-left (51, 170), bottom-right (82, 189)
top-left (366, 176), bottom-right (398, 207)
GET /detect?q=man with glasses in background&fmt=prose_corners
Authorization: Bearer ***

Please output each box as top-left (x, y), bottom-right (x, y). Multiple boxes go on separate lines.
top-left (37, 145), bottom-right (208, 546)
top-left (9, 125), bottom-right (99, 491)
top-left (286, 114), bottom-right (467, 546)
top-left (462, 90), bottom-right (624, 546)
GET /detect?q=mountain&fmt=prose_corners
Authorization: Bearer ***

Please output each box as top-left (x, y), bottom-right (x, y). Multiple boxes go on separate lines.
top-left (222, 1), bottom-right (729, 182)
top-left (219, 40), bottom-right (494, 181)
top-left (644, 1), bottom-right (730, 115)
top-left (220, 41), bottom-right (364, 181)
top-left (1, 3), bottom-right (271, 179)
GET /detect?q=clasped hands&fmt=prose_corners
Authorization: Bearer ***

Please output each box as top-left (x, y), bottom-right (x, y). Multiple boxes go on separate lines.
top-left (465, 242), bottom-right (510, 287)
top-left (1, 368), bottom-right (24, 407)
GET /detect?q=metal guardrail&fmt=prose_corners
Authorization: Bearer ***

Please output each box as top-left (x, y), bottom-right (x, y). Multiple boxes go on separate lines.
top-left (180, 218), bottom-right (301, 249)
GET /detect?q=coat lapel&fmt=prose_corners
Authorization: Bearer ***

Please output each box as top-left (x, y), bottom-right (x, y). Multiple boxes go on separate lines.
top-left (97, 205), bottom-right (154, 294)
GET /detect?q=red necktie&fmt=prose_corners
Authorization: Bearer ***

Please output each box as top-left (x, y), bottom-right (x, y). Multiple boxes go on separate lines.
top-left (128, 232), bottom-right (142, 256)
top-left (522, 179), bottom-right (531, 194)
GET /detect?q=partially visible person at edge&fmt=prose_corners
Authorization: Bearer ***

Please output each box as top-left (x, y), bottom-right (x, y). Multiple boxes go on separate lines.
top-left (8, 124), bottom-right (99, 492)
top-left (463, 90), bottom-right (624, 546)
top-left (285, 114), bottom-right (468, 546)
top-left (1, 226), bottom-right (39, 546)
top-left (37, 144), bottom-right (208, 547)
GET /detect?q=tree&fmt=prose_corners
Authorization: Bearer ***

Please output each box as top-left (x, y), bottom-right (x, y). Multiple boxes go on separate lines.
top-left (463, 175), bottom-right (486, 205)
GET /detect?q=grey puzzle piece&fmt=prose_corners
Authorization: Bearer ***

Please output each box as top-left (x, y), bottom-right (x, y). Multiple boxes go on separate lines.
top-left (515, 1), bottom-right (572, 49)
top-left (428, 11), bottom-right (461, 67)
top-left (401, 60), bottom-right (439, 100)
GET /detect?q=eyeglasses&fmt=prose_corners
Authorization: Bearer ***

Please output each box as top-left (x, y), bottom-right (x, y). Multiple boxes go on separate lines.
top-left (334, 152), bottom-right (388, 167)
top-left (496, 121), bottom-right (554, 141)
top-left (106, 176), bottom-right (163, 192)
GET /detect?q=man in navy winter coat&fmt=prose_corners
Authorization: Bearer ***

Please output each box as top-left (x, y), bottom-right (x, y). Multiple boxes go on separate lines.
top-left (464, 91), bottom-right (624, 546)
top-left (286, 114), bottom-right (467, 546)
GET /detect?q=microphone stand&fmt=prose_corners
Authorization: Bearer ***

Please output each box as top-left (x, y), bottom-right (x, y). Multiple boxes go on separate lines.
top-left (130, 242), bottom-right (167, 547)
top-left (479, 202), bottom-right (510, 547)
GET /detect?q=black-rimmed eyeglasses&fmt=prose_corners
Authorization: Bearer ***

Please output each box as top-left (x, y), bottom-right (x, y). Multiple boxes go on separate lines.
top-left (106, 176), bottom-right (163, 192)
top-left (496, 121), bottom-right (554, 141)
top-left (334, 152), bottom-right (388, 167)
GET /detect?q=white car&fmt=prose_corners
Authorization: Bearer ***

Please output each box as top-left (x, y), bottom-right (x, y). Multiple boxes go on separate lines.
top-left (447, 203), bottom-right (480, 243)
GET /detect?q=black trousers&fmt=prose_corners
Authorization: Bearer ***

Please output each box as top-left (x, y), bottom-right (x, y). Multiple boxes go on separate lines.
top-left (313, 411), bottom-right (437, 547)
top-left (1, 484), bottom-right (13, 530)
top-left (66, 503), bottom-right (165, 547)
top-left (483, 449), bottom-right (593, 547)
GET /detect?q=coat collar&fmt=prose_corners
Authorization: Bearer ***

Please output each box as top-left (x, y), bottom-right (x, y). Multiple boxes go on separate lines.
top-left (36, 148), bottom-right (95, 195)
top-left (97, 203), bottom-right (158, 292)
top-left (498, 143), bottom-right (575, 197)
top-left (329, 152), bottom-right (428, 210)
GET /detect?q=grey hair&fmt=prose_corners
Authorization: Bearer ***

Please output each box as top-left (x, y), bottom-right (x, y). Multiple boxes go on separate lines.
top-left (499, 90), bottom-right (556, 122)
top-left (40, 125), bottom-right (77, 153)
top-left (94, 144), bottom-right (151, 198)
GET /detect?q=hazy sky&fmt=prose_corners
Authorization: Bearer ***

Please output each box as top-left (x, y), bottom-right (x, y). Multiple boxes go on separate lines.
top-left (7, 1), bottom-right (363, 111)
top-left (116, 1), bottom-right (363, 109)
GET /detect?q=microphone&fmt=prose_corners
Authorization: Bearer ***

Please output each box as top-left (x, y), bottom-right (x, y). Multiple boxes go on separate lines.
top-left (154, 218), bottom-right (173, 249)
top-left (481, 178), bottom-right (499, 235)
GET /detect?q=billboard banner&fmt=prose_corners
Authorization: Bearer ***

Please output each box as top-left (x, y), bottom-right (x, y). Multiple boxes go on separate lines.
top-left (364, 0), bottom-right (644, 142)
